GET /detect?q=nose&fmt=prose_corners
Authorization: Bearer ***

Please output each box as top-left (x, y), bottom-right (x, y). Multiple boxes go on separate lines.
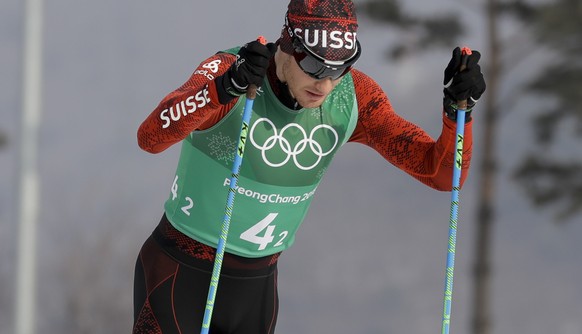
top-left (314, 77), bottom-right (334, 94)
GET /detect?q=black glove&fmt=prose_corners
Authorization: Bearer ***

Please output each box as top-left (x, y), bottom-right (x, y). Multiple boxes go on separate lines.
top-left (221, 40), bottom-right (277, 99)
top-left (443, 47), bottom-right (486, 122)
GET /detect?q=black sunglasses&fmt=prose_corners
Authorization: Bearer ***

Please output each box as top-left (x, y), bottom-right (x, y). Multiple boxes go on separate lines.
top-left (291, 37), bottom-right (361, 80)
top-left (285, 14), bottom-right (361, 80)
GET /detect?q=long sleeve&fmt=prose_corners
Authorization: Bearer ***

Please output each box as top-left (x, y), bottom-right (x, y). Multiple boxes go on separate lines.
top-left (137, 53), bottom-right (238, 153)
top-left (349, 69), bottom-right (473, 191)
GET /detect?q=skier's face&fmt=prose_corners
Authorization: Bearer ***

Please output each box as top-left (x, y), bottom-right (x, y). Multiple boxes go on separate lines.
top-left (277, 50), bottom-right (341, 108)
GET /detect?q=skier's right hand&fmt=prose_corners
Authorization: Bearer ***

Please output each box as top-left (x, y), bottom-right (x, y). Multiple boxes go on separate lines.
top-left (225, 40), bottom-right (277, 96)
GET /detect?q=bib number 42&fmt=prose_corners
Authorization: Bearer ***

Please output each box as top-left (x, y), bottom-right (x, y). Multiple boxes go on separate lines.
top-left (240, 213), bottom-right (288, 251)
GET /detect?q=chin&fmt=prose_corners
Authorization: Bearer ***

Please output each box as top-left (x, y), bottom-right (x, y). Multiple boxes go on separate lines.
top-left (298, 98), bottom-right (325, 109)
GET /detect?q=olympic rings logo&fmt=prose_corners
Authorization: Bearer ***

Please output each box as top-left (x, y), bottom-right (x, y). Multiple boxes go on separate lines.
top-left (249, 118), bottom-right (338, 171)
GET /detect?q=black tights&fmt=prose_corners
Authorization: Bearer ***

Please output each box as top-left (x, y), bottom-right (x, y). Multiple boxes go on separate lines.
top-left (133, 216), bottom-right (279, 334)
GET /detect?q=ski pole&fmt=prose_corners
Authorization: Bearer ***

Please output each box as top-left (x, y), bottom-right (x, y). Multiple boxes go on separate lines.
top-left (441, 46), bottom-right (471, 334)
top-left (200, 36), bottom-right (266, 334)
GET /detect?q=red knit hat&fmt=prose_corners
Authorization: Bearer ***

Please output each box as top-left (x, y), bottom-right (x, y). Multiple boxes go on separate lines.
top-left (279, 0), bottom-right (359, 61)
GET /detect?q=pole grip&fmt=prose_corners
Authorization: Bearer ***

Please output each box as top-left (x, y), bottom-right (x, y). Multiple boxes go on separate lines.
top-left (457, 47), bottom-right (472, 110)
top-left (246, 84), bottom-right (257, 100)
top-left (244, 35), bottom-right (265, 101)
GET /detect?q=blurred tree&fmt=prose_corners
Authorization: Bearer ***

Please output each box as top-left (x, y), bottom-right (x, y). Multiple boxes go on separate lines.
top-left (356, 1), bottom-right (568, 334)
top-left (61, 233), bottom-right (131, 334)
top-left (0, 129), bottom-right (9, 332)
top-left (358, 1), bottom-right (500, 332)
top-left (39, 208), bottom-right (135, 334)
top-left (511, 0), bottom-right (582, 221)
top-left (357, 0), bottom-right (464, 60)
top-left (0, 130), bottom-right (7, 149)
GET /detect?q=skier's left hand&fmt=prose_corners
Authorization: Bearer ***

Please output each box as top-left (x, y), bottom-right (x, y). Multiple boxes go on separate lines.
top-left (442, 47), bottom-right (486, 121)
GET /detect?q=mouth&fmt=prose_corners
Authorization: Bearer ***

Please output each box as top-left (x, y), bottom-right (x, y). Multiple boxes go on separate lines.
top-left (305, 89), bottom-right (325, 100)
